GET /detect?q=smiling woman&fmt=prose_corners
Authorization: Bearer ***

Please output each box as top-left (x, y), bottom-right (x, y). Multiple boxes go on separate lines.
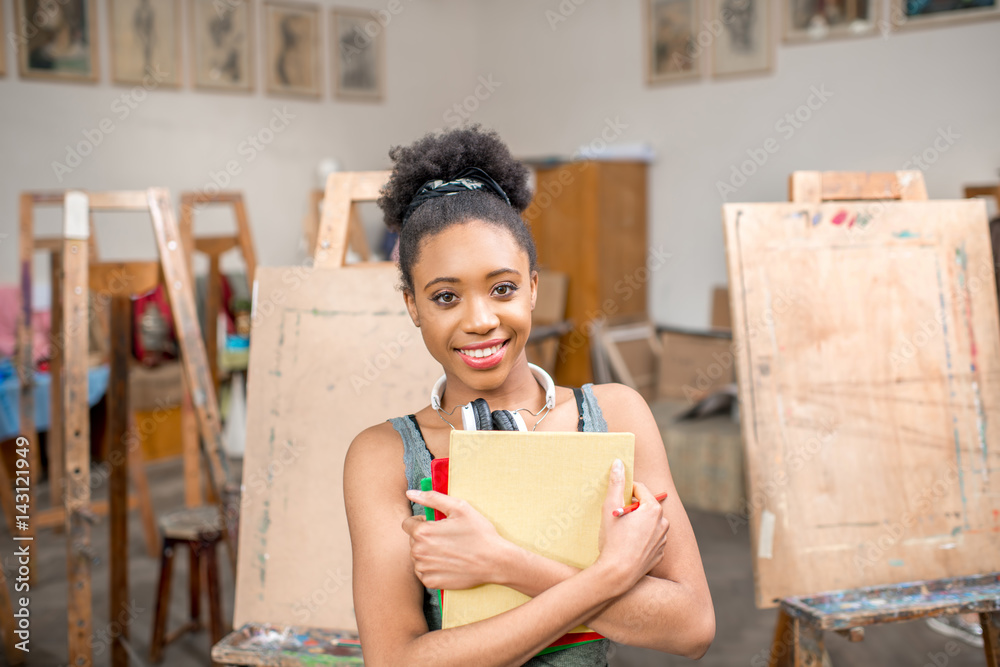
top-left (342, 126), bottom-right (716, 667)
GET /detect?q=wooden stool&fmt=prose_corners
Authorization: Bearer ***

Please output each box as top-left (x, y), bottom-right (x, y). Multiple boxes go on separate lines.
top-left (150, 505), bottom-right (227, 663)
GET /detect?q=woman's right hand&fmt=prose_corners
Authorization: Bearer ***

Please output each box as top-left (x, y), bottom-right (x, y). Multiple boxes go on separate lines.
top-left (593, 459), bottom-right (670, 596)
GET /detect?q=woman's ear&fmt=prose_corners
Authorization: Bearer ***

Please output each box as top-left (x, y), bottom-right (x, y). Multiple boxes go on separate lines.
top-left (404, 290), bottom-right (420, 327)
top-left (529, 270), bottom-right (539, 311)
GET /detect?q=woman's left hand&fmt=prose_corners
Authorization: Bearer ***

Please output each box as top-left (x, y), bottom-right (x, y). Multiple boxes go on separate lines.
top-left (402, 489), bottom-right (514, 591)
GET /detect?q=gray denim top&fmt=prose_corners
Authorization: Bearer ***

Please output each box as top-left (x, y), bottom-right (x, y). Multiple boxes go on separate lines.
top-left (388, 383), bottom-right (610, 667)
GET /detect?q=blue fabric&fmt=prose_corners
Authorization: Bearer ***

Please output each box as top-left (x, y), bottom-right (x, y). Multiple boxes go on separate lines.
top-left (0, 358), bottom-right (111, 440)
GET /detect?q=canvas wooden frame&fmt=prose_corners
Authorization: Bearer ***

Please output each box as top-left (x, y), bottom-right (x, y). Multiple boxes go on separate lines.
top-left (711, 0), bottom-right (774, 77)
top-left (14, 0), bottom-right (100, 82)
top-left (263, 0), bottom-right (322, 98)
top-left (190, 0), bottom-right (255, 92)
top-left (645, 0), bottom-right (702, 84)
top-left (108, 0), bottom-right (183, 87)
top-left (331, 7), bottom-right (384, 102)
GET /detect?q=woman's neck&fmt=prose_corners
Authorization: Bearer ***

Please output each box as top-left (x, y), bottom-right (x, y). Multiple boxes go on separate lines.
top-left (438, 356), bottom-right (548, 415)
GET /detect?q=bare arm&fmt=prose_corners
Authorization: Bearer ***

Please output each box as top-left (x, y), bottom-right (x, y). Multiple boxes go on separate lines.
top-left (403, 385), bottom-right (715, 658)
top-left (344, 422), bottom-right (668, 667)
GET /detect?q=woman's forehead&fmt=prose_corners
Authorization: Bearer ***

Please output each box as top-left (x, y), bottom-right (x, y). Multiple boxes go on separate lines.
top-left (414, 221), bottom-right (530, 279)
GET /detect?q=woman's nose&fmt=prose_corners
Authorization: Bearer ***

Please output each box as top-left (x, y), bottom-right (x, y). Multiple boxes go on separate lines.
top-left (462, 295), bottom-right (500, 334)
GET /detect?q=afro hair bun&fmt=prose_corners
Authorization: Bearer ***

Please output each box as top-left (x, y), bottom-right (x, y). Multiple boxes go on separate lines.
top-left (378, 125), bottom-right (532, 230)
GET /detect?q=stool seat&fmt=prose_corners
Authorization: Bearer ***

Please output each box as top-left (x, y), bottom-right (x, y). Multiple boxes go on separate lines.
top-left (159, 505), bottom-right (223, 540)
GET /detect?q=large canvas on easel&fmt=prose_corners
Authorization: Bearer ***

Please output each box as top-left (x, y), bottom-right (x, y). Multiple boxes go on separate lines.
top-left (234, 263), bottom-right (440, 630)
top-left (723, 200), bottom-right (1000, 607)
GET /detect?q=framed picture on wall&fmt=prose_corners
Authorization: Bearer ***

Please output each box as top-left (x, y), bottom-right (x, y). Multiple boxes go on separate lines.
top-left (109, 0), bottom-right (182, 86)
top-left (783, 0), bottom-right (880, 41)
top-left (264, 1), bottom-right (321, 98)
top-left (888, 0), bottom-right (1000, 29)
top-left (190, 0), bottom-right (254, 92)
top-left (712, 0), bottom-right (772, 77)
top-left (14, 0), bottom-right (99, 82)
top-left (645, 0), bottom-right (701, 85)
top-left (332, 7), bottom-right (384, 102)
top-left (0, 6), bottom-right (6, 76)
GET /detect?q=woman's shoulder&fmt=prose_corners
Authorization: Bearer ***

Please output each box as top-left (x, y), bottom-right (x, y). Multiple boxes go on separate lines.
top-left (346, 420), bottom-right (406, 465)
top-left (586, 382), bottom-right (654, 429)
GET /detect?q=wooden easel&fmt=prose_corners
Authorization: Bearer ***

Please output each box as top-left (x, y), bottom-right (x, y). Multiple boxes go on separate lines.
top-left (723, 172), bottom-right (999, 666)
top-left (305, 184), bottom-right (375, 262)
top-left (50, 190), bottom-right (234, 667)
top-left (964, 184), bottom-right (1000, 213)
top-left (9, 192), bottom-right (157, 569)
top-left (212, 171), bottom-right (441, 665)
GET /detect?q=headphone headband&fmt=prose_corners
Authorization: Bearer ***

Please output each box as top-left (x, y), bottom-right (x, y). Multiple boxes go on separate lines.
top-left (430, 363), bottom-right (556, 413)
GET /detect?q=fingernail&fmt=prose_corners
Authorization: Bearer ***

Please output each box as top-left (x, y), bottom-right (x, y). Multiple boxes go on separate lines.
top-left (405, 489), bottom-right (419, 499)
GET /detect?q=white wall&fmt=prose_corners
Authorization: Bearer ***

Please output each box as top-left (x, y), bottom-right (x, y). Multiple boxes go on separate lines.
top-left (0, 0), bottom-right (485, 288)
top-left (474, 3), bottom-right (1000, 327)
top-left (2, 1), bottom-right (999, 327)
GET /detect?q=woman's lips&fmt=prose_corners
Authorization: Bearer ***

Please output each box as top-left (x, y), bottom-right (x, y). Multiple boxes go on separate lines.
top-left (456, 339), bottom-right (509, 370)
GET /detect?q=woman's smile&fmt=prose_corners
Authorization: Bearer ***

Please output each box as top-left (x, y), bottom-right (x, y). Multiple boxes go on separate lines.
top-left (455, 338), bottom-right (510, 369)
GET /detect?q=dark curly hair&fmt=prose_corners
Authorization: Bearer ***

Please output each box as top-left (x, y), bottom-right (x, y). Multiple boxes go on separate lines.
top-left (378, 126), bottom-right (537, 294)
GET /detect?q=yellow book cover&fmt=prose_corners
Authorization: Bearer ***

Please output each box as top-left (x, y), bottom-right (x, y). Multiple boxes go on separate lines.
top-left (443, 430), bottom-right (635, 631)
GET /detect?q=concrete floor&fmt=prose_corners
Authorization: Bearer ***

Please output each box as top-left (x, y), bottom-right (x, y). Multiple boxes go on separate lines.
top-left (7, 457), bottom-right (989, 667)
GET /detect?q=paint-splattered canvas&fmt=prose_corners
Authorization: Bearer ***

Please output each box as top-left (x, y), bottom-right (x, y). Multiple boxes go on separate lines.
top-left (712, 0), bottom-right (772, 77)
top-left (646, 0), bottom-right (701, 84)
top-left (15, 0), bottom-right (99, 81)
top-left (109, 0), bottom-right (182, 86)
top-left (723, 200), bottom-right (1000, 607)
top-left (264, 1), bottom-right (321, 98)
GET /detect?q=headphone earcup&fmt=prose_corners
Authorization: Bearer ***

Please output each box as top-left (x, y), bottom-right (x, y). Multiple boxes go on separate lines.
top-left (470, 398), bottom-right (493, 430)
top-left (491, 409), bottom-right (518, 431)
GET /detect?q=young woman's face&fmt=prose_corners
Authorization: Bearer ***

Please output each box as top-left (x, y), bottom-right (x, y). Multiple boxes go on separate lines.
top-left (405, 219), bottom-right (537, 392)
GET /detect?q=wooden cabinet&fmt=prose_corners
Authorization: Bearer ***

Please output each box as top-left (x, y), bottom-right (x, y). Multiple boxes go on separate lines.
top-left (524, 160), bottom-right (649, 386)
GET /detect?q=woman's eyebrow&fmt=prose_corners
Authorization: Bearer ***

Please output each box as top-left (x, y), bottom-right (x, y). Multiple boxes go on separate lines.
top-left (424, 276), bottom-right (459, 290)
top-left (485, 267), bottom-right (520, 279)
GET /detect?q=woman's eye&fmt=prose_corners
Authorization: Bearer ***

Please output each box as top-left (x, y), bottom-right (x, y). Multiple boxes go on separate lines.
top-left (433, 292), bottom-right (457, 304)
top-left (494, 283), bottom-right (518, 297)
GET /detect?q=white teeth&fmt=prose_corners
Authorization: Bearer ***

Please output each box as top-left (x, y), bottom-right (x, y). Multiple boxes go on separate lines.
top-left (460, 343), bottom-right (502, 358)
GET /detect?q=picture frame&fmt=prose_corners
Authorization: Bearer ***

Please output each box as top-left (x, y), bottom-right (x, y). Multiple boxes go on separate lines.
top-left (1, 5), bottom-right (7, 77)
top-left (712, 0), bottom-right (773, 77)
top-left (190, 0), bottom-right (254, 92)
top-left (332, 7), bottom-right (384, 102)
top-left (887, 0), bottom-right (1000, 30)
top-left (783, 0), bottom-right (880, 41)
top-left (264, 0), bottom-right (321, 98)
top-left (109, 0), bottom-right (183, 86)
top-left (14, 0), bottom-right (100, 82)
top-left (645, 0), bottom-right (702, 85)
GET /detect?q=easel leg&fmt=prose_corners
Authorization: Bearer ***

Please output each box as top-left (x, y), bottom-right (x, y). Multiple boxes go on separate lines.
top-left (982, 612), bottom-right (1000, 667)
top-left (109, 294), bottom-right (130, 667)
top-left (127, 426), bottom-right (159, 557)
top-left (794, 618), bottom-right (825, 667)
top-left (0, 457), bottom-right (16, 534)
top-left (49, 250), bottom-right (65, 533)
top-left (769, 608), bottom-right (795, 667)
top-left (181, 383), bottom-right (202, 508)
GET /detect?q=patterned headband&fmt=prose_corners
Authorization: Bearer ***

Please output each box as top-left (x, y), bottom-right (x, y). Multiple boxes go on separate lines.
top-left (401, 166), bottom-right (512, 227)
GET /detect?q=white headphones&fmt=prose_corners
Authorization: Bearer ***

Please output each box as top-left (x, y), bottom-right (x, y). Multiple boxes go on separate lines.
top-left (430, 363), bottom-right (557, 431)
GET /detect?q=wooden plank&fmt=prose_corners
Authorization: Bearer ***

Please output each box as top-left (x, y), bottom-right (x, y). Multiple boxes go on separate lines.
top-left (789, 171), bottom-right (927, 203)
top-left (146, 188), bottom-right (235, 566)
top-left (233, 196), bottom-right (258, 282)
top-left (87, 191), bottom-right (149, 209)
top-left (233, 264), bottom-right (440, 630)
top-left (49, 249), bottom-right (65, 529)
top-left (63, 191), bottom-right (93, 666)
top-left (723, 200), bottom-right (1000, 607)
top-left (108, 295), bottom-right (130, 667)
top-left (983, 611), bottom-right (1000, 667)
top-left (313, 171), bottom-right (391, 269)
